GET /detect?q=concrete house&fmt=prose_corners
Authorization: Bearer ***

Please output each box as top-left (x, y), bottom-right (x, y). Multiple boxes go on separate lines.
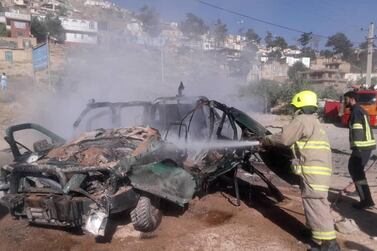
top-left (60, 18), bottom-right (98, 44)
top-left (0, 12), bottom-right (31, 38)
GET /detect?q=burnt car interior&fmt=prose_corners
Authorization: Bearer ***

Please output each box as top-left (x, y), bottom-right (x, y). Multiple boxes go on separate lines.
top-left (173, 99), bottom-right (285, 204)
top-left (4, 123), bottom-right (66, 161)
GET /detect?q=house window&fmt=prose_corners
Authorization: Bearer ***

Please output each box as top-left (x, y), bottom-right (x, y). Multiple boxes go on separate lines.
top-left (5, 51), bottom-right (13, 63)
top-left (14, 21), bottom-right (26, 29)
top-left (89, 21), bottom-right (95, 29)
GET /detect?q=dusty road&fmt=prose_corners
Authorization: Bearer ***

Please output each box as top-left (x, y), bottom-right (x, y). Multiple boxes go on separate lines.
top-left (0, 115), bottom-right (376, 251)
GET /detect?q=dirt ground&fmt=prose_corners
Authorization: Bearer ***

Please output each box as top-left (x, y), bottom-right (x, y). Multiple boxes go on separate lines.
top-left (0, 111), bottom-right (377, 250)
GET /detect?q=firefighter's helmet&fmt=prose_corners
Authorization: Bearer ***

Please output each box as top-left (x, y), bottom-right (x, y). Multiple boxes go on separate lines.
top-left (291, 90), bottom-right (318, 108)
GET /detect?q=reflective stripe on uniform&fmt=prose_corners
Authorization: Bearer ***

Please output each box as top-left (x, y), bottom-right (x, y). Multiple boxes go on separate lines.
top-left (312, 230), bottom-right (336, 240)
top-left (351, 115), bottom-right (376, 148)
top-left (364, 115), bottom-right (372, 141)
top-left (309, 184), bottom-right (329, 192)
top-left (350, 114), bottom-right (376, 149)
top-left (352, 140), bottom-right (376, 147)
top-left (293, 165), bottom-right (332, 176)
top-left (352, 123), bottom-right (363, 129)
top-left (296, 140), bottom-right (331, 151)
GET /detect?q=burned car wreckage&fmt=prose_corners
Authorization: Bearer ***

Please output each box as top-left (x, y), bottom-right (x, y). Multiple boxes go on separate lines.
top-left (0, 92), bottom-right (295, 237)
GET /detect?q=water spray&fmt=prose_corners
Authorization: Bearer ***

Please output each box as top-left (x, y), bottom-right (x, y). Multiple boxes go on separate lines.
top-left (171, 139), bottom-right (260, 152)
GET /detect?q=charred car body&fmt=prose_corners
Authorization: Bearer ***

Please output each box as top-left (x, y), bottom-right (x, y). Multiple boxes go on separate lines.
top-left (0, 96), bottom-right (294, 237)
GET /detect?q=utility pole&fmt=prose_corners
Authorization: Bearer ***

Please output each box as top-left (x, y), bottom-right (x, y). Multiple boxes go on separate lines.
top-left (366, 22), bottom-right (374, 88)
top-left (160, 46), bottom-right (165, 83)
top-left (47, 32), bottom-right (52, 89)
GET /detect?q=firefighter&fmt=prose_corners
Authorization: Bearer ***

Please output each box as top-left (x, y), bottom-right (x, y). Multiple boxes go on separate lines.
top-left (262, 90), bottom-right (340, 251)
top-left (344, 91), bottom-right (376, 209)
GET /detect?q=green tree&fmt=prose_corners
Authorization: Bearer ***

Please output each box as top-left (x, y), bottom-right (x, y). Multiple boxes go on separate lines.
top-left (315, 85), bottom-right (341, 100)
top-left (264, 31), bottom-right (273, 47)
top-left (240, 79), bottom-right (285, 112)
top-left (31, 15), bottom-right (65, 43)
top-left (288, 61), bottom-right (308, 80)
top-left (298, 32), bottom-right (312, 47)
top-left (240, 76), bottom-right (342, 114)
top-left (271, 36), bottom-right (288, 49)
top-left (320, 49), bottom-right (333, 58)
top-left (137, 5), bottom-right (161, 37)
top-left (180, 13), bottom-right (208, 40)
top-left (0, 23), bottom-right (7, 37)
top-left (213, 19), bottom-right (227, 48)
top-left (45, 15), bottom-right (65, 42)
top-left (326, 32), bottom-right (353, 61)
top-left (31, 17), bottom-right (47, 42)
top-left (286, 62), bottom-right (310, 100)
top-left (245, 28), bottom-right (261, 43)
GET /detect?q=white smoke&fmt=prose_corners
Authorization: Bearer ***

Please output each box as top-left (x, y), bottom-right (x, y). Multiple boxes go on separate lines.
top-left (16, 29), bottom-right (257, 141)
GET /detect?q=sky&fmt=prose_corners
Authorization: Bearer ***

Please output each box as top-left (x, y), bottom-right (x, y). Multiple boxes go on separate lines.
top-left (112, 0), bottom-right (377, 48)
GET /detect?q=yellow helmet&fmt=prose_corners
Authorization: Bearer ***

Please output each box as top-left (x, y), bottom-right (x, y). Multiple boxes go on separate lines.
top-left (291, 90), bottom-right (318, 108)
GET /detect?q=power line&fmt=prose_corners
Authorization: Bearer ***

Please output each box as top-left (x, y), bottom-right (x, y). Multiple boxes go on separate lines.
top-left (195, 0), bottom-right (364, 45)
top-left (195, 0), bottom-right (328, 38)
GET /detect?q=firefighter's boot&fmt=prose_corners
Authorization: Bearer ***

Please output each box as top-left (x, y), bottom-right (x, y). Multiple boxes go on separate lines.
top-left (353, 183), bottom-right (375, 209)
top-left (309, 239), bottom-right (341, 251)
top-left (320, 240), bottom-right (341, 251)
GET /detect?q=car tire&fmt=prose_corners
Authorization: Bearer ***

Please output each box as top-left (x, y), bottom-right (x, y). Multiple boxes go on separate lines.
top-left (131, 196), bottom-right (162, 232)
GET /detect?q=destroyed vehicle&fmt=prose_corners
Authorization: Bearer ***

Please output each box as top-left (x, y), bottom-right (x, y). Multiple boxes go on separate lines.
top-left (72, 94), bottom-right (209, 140)
top-left (0, 100), bottom-right (295, 237)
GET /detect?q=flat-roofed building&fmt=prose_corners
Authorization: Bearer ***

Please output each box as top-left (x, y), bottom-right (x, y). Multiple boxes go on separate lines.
top-left (60, 18), bottom-right (98, 44)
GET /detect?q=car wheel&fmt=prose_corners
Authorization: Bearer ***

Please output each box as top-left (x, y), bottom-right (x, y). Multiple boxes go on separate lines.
top-left (131, 196), bottom-right (162, 232)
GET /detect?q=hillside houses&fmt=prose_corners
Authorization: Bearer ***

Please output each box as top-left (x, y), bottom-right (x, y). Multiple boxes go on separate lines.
top-left (300, 58), bottom-right (347, 85)
top-left (84, 0), bottom-right (113, 9)
top-left (0, 1), bottom-right (281, 53)
top-left (0, 0), bottom-right (369, 86)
